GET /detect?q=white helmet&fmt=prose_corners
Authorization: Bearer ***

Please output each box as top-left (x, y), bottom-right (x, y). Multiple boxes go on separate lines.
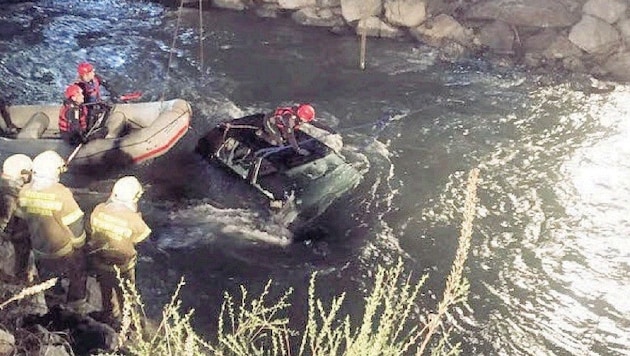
top-left (32, 150), bottom-right (66, 180)
top-left (2, 154), bottom-right (32, 181)
top-left (112, 176), bottom-right (144, 203)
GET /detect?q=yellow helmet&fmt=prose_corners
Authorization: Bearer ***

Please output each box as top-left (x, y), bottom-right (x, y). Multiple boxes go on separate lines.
top-left (32, 150), bottom-right (66, 180)
top-left (2, 154), bottom-right (32, 180)
top-left (112, 176), bottom-right (144, 203)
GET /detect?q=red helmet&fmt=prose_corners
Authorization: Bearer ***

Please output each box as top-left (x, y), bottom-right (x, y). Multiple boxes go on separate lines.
top-left (77, 62), bottom-right (94, 76)
top-left (64, 84), bottom-right (82, 99)
top-left (296, 104), bottom-right (315, 122)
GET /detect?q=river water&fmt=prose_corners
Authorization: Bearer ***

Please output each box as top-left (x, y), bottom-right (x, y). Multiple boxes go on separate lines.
top-left (1, 1), bottom-right (629, 355)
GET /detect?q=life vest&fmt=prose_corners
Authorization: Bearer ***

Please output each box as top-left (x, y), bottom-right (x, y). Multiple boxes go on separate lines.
top-left (58, 99), bottom-right (87, 133)
top-left (77, 75), bottom-right (102, 104)
top-left (272, 106), bottom-right (300, 130)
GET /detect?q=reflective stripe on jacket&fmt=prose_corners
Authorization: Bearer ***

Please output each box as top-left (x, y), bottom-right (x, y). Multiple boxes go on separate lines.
top-left (86, 201), bottom-right (151, 268)
top-left (18, 182), bottom-right (85, 257)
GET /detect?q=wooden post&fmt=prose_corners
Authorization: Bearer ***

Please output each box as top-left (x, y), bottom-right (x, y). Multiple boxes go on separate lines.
top-left (359, 18), bottom-right (367, 70)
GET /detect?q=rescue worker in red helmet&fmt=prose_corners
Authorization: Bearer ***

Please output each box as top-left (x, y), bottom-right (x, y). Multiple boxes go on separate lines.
top-left (59, 84), bottom-right (88, 146)
top-left (75, 62), bottom-right (114, 104)
top-left (86, 175), bottom-right (151, 330)
top-left (261, 103), bottom-right (315, 155)
top-left (75, 62), bottom-right (115, 134)
top-left (0, 154), bottom-right (33, 282)
top-left (17, 150), bottom-right (88, 312)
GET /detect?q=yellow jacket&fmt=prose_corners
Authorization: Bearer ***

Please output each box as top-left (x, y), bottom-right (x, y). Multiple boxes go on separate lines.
top-left (86, 201), bottom-right (151, 270)
top-left (17, 182), bottom-right (85, 257)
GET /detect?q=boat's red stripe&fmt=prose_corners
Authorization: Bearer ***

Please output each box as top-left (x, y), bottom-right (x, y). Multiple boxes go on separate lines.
top-left (132, 123), bottom-right (189, 163)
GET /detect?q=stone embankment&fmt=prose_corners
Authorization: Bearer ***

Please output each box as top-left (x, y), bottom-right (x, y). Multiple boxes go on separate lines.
top-left (182, 0), bottom-right (630, 84)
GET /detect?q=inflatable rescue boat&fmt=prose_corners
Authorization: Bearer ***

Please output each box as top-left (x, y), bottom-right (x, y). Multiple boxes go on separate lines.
top-left (0, 98), bottom-right (191, 167)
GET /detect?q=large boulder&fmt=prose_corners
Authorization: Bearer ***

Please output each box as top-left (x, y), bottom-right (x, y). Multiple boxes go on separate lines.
top-left (478, 20), bottom-right (515, 54)
top-left (465, 0), bottom-right (580, 27)
top-left (0, 329), bottom-right (15, 355)
top-left (356, 16), bottom-right (404, 38)
top-left (410, 14), bottom-right (473, 48)
top-left (255, 3), bottom-right (281, 18)
top-left (384, 0), bottom-right (427, 28)
top-left (22, 306), bottom-right (118, 355)
top-left (582, 0), bottom-right (626, 24)
top-left (278, 0), bottom-right (317, 10)
top-left (317, 0), bottom-right (341, 7)
top-left (603, 51), bottom-right (630, 81)
top-left (569, 15), bottom-right (620, 54)
top-left (340, 0), bottom-right (383, 23)
top-left (617, 18), bottom-right (630, 45)
top-left (542, 35), bottom-right (584, 59)
top-left (211, 0), bottom-right (247, 11)
top-left (523, 29), bottom-right (559, 52)
top-left (292, 7), bottom-right (346, 27)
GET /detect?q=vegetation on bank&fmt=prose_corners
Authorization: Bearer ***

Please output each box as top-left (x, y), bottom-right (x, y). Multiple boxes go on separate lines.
top-left (0, 168), bottom-right (479, 355)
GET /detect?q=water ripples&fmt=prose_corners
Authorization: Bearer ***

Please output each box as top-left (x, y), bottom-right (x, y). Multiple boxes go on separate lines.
top-left (2, 1), bottom-right (630, 354)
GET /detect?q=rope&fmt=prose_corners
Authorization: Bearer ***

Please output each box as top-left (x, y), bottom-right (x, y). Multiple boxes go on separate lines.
top-left (199, 0), bottom-right (204, 71)
top-left (161, 0), bottom-right (185, 102)
top-left (223, 124), bottom-right (259, 130)
top-left (254, 145), bottom-right (290, 158)
top-left (218, 98), bottom-right (468, 159)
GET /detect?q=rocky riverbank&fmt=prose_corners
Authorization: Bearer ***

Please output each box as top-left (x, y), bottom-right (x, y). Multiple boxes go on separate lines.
top-left (0, 250), bottom-right (118, 355)
top-left (166, 0), bottom-right (630, 85)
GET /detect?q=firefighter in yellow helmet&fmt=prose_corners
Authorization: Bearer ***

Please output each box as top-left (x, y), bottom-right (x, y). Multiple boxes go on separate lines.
top-left (86, 175), bottom-right (151, 329)
top-left (17, 150), bottom-right (88, 309)
top-left (0, 154), bottom-right (33, 281)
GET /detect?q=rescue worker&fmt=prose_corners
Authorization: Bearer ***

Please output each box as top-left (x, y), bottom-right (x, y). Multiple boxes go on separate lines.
top-left (86, 176), bottom-right (151, 329)
top-left (75, 62), bottom-right (115, 131)
top-left (17, 150), bottom-right (88, 311)
top-left (75, 62), bottom-right (114, 105)
top-left (261, 103), bottom-right (315, 155)
top-left (0, 98), bottom-right (19, 136)
top-left (59, 84), bottom-right (88, 146)
top-left (0, 154), bottom-right (33, 281)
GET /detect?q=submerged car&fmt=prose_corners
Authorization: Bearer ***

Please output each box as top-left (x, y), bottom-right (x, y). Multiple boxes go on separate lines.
top-left (195, 113), bottom-right (366, 232)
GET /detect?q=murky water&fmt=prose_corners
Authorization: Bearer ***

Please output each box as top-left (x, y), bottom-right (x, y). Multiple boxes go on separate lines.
top-left (1, 1), bottom-right (629, 354)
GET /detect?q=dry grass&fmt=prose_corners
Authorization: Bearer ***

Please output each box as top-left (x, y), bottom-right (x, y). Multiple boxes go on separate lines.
top-left (3, 168), bottom-right (480, 356)
top-left (211, 280), bottom-right (295, 355)
top-left (117, 277), bottom-right (213, 355)
top-left (416, 167), bottom-right (479, 355)
top-left (0, 277), bottom-right (57, 310)
top-left (298, 260), bottom-right (428, 356)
